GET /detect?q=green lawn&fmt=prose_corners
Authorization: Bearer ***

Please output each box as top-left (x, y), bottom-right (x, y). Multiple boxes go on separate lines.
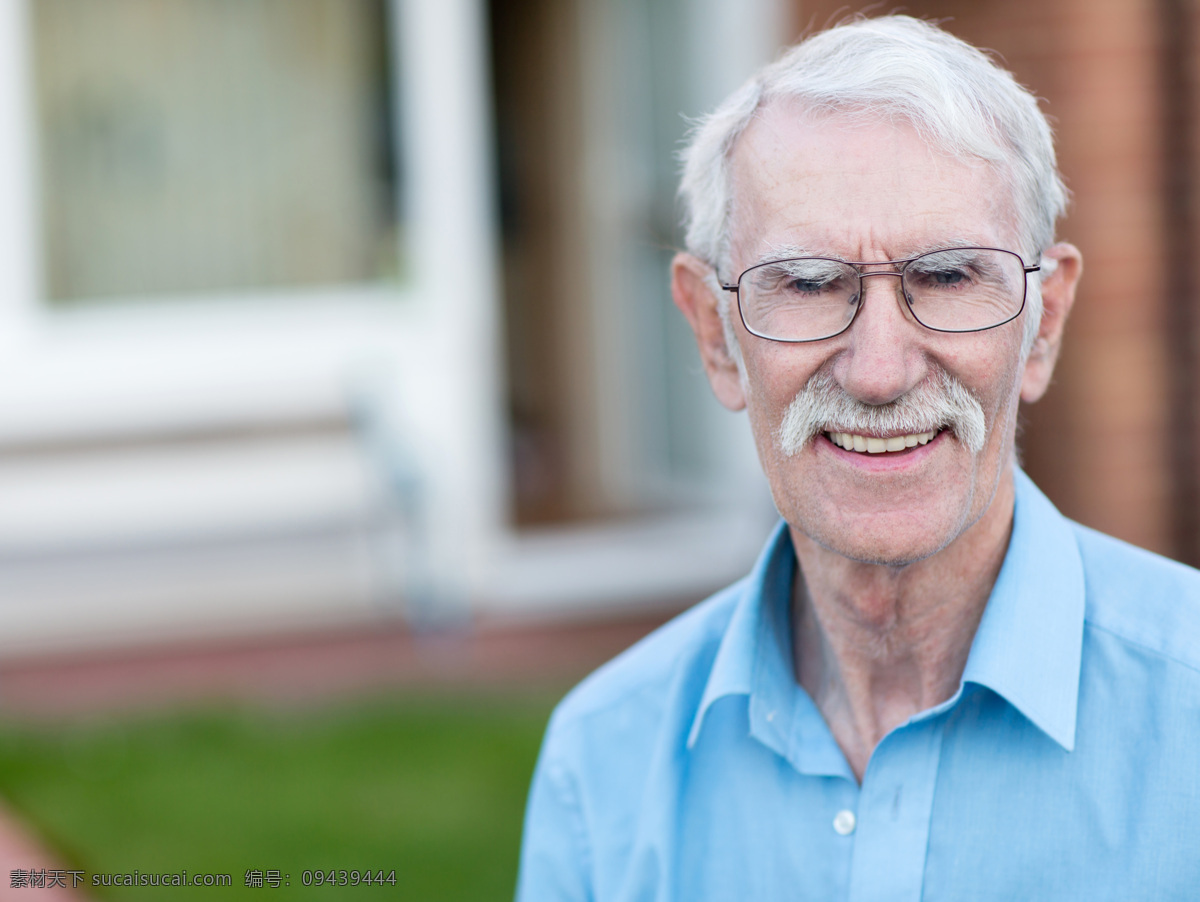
top-left (0, 690), bottom-right (561, 900)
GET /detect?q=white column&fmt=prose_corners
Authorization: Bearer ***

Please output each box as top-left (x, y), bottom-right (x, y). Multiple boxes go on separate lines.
top-left (393, 0), bottom-right (506, 608)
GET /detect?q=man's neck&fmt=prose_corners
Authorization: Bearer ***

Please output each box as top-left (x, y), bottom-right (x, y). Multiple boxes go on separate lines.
top-left (790, 469), bottom-right (1016, 782)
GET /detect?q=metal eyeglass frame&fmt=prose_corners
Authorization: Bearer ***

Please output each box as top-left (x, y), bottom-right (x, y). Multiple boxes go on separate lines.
top-left (719, 246), bottom-right (1041, 343)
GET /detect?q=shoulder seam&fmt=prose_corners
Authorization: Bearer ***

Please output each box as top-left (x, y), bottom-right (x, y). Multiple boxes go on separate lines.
top-left (1085, 619), bottom-right (1200, 678)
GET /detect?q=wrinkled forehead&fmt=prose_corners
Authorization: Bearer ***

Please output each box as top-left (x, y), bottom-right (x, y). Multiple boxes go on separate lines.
top-left (726, 100), bottom-right (1021, 268)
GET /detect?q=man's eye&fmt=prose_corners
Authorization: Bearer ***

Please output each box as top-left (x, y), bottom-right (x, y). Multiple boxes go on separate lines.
top-left (930, 268), bottom-right (968, 285)
top-left (787, 278), bottom-right (831, 293)
top-left (910, 265), bottom-right (975, 290)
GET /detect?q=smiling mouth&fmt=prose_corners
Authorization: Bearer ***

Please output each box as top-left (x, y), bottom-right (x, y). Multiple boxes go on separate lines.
top-left (825, 429), bottom-right (941, 454)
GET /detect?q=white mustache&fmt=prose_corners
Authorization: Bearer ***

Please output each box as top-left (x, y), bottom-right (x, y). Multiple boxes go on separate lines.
top-left (777, 369), bottom-right (987, 456)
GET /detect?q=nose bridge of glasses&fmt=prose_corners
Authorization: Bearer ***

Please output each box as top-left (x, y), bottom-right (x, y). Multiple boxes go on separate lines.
top-left (845, 265), bottom-right (923, 340)
top-left (855, 266), bottom-right (909, 303)
top-left (856, 267), bottom-right (905, 282)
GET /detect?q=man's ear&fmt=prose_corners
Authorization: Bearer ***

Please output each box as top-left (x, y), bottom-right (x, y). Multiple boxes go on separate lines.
top-left (671, 252), bottom-right (746, 411)
top-left (1021, 243), bottom-right (1082, 403)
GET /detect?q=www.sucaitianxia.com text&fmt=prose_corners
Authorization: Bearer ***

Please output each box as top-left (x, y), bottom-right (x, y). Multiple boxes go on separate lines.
top-left (10, 867), bottom-right (400, 889)
top-left (11, 868), bottom-right (230, 889)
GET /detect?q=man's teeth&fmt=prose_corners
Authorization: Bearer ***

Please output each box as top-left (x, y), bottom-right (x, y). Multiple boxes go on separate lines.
top-left (828, 430), bottom-right (938, 453)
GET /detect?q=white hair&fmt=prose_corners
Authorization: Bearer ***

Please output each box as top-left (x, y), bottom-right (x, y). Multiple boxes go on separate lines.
top-left (678, 15), bottom-right (1068, 355)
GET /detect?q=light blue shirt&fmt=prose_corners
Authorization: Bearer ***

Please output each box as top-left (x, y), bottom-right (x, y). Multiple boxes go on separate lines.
top-left (516, 470), bottom-right (1200, 900)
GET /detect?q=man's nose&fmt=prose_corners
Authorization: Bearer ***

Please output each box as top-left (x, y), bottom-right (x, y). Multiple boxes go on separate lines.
top-left (834, 272), bottom-right (926, 405)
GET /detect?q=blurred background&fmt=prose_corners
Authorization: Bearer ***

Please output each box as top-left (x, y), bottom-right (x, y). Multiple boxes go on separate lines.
top-left (0, 0), bottom-right (1192, 896)
top-left (0, 0), bottom-right (783, 666)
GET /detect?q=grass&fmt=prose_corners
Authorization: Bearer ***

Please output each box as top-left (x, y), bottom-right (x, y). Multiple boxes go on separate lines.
top-left (0, 690), bottom-right (562, 900)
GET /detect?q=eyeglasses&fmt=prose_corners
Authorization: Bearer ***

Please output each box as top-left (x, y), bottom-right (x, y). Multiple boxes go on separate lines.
top-left (720, 246), bottom-right (1040, 343)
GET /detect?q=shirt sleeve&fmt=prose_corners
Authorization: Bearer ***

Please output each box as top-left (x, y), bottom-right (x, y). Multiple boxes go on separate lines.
top-left (515, 729), bottom-right (593, 902)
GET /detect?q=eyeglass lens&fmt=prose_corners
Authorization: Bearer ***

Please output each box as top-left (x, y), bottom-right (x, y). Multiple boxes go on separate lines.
top-left (737, 248), bottom-right (1027, 342)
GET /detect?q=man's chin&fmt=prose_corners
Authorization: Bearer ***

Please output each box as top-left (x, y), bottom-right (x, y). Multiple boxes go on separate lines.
top-left (823, 543), bottom-right (942, 569)
top-left (802, 520), bottom-right (956, 569)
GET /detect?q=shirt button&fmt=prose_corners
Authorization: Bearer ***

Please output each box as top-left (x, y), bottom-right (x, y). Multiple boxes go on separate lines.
top-left (833, 809), bottom-right (856, 836)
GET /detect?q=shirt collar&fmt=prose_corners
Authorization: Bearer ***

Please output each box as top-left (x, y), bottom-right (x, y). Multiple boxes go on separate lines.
top-left (686, 467), bottom-right (1086, 755)
top-left (959, 467), bottom-right (1085, 751)
top-left (686, 520), bottom-right (793, 750)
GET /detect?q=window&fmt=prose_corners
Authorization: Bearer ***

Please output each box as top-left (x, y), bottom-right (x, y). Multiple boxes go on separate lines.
top-left (32, 0), bottom-right (401, 305)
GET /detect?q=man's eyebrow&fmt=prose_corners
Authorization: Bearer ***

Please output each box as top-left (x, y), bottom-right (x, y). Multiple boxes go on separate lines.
top-left (753, 238), bottom-right (988, 267)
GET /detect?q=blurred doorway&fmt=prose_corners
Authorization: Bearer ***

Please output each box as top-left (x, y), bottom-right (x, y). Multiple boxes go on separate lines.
top-left (490, 0), bottom-right (786, 527)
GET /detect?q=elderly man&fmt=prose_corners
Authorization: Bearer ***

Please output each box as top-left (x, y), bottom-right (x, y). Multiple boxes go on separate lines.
top-left (517, 16), bottom-right (1200, 900)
